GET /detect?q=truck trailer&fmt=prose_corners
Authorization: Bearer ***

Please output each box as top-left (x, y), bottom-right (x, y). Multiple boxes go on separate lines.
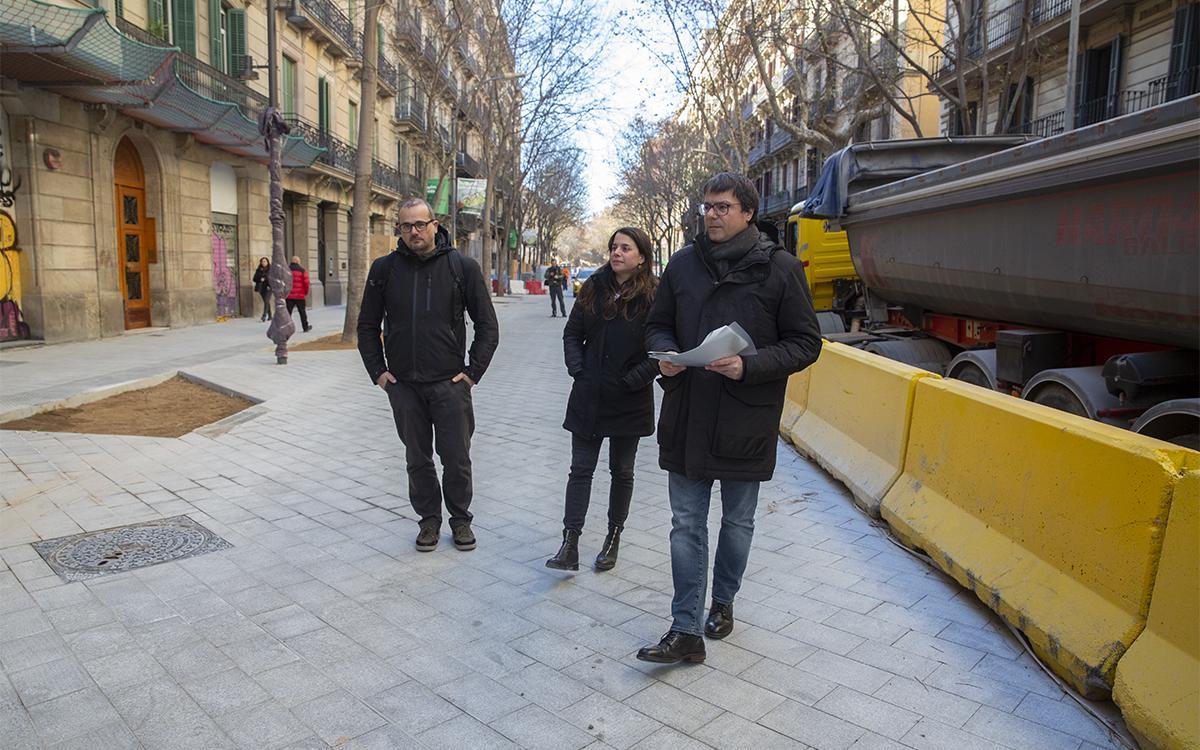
top-left (795, 95), bottom-right (1199, 448)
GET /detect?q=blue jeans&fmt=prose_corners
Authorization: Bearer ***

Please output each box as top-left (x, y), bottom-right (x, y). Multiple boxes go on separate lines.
top-left (668, 472), bottom-right (760, 636)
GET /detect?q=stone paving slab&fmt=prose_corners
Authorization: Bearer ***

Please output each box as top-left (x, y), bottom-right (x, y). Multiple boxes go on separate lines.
top-left (0, 298), bottom-right (1132, 749)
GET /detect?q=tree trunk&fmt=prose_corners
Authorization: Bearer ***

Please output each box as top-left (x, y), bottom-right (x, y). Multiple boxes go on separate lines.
top-left (342, 0), bottom-right (382, 344)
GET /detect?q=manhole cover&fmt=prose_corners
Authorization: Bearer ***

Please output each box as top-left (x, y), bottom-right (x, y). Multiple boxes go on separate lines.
top-left (33, 515), bottom-right (232, 582)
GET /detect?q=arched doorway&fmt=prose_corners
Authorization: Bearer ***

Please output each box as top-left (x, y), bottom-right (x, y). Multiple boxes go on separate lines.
top-left (114, 138), bottom-right (152, 329)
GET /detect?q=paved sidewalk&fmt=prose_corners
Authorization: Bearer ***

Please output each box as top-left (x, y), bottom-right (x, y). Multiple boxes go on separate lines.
top-left (1, 297), bottom-right (1128, 749)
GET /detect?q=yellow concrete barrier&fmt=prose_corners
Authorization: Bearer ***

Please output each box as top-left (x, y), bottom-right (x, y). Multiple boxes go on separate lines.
top-left (1113, 470), bottom-right (1200, 750)
top-left (881, 378), bottom-right (1195, 699)
top-left (788, 342), bottom-right (937, 516)
top-left (779, 369), bottom-right (811, 445)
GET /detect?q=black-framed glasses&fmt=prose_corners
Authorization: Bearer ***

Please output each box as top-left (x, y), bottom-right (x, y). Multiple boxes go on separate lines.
top-left (399, 220), bottom-right (435, 233)
top-left (698, 201), bottom-right (738, 216)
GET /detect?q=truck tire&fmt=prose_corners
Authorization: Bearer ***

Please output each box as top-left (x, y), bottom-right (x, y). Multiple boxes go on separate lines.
top-left (1029, 383), bottom-right (1089, 418)
top-left (952, 361), bottom-right (993, 389)
top-left (1132, 399), bottom-right (1200, 451)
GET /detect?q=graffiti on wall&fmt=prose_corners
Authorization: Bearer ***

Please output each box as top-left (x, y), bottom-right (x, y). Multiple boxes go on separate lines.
top-left (211, 224), bottom-right (239, 318)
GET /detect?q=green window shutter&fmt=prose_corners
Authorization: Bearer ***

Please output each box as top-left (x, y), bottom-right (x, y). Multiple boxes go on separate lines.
top-left (348, 0), bottom-right (356, 25)
top-left (208, 0), bottom-right (222, 70)
top-left (171, 0), bottom-right (196, 56)
top-left (318, 77), bottom-right (330, 132)
top-left (227, 9), bottom-right (246, 76)
top-left (282, 57), bottom-right (296, 116)
top-left (348, 101), bottom-right (358, 147)
top-left (148, 0), bottom-right (166, 39)
top-left (115, 0), bottom-right (124, 19)
top-left (377, 21), bottom-right (385, 64)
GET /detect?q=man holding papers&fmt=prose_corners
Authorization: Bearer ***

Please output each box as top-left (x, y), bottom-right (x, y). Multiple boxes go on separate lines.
top-left (637, 172), bottom-right (821, 665)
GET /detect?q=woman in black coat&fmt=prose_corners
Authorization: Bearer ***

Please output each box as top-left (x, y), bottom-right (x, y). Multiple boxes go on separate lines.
top-left (547, 227), bottom-right (661, 572)
top-left (252, 257), bottom-right (272, 321)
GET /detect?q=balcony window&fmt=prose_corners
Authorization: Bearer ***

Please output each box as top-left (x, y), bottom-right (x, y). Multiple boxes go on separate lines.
top-left (148, 0), bottom-right (196, 56)
top-left (1167, 4), bottom-right (1200, 100)
top-left (318, 77), bottom-right (331, 133)
top-left (282, 55), bottom-right (297, 118)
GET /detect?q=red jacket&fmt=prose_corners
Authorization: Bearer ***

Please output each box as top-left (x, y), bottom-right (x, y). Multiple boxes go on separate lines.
top-left (287, 264), bottom-right (310, 300)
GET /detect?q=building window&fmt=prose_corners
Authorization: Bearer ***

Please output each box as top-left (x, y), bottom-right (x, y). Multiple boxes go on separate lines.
top-left (1074, 36), bottom-right (1122, 127)
top-left (318, 77), bottom-right (331, 133)
top-left (1167, 4), bottom-right (1199, 100)
top-left (348, 101), bottom-right (359, 147)
top-left (282, 56), bottom-right (297, 117)
top-left (148, 0), bottom-right (196, 54)
top-left (208, 0), bottom-right (245, 74)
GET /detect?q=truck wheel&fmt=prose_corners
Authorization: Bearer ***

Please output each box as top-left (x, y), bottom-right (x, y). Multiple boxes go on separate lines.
top-left (951, 361), bottom-right (992, 389)
top-left (1029, 383), bottom-right (1089, 418)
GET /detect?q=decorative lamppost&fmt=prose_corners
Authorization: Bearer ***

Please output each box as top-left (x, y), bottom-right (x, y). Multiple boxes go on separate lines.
top-left (259, 0), bottom-right (294, 364)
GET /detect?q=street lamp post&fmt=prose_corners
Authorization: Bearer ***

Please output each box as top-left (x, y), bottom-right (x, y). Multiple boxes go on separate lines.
top-left (260, 0), bottom-right (295, 364)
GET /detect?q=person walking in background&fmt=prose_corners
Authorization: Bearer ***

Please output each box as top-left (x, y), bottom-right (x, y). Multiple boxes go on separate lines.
top-left (637, 172), bottom-right (821, 665)
top-left (357, 198), bottom-right (499, 553)
top-left (253, 257), bottom-right (272, 321)
top-left (286, 256), bottom-right (312, 332)
top-left (546, 228), bottom-right (660, 573)
top-left (545, 261), bottom-right (567, 317)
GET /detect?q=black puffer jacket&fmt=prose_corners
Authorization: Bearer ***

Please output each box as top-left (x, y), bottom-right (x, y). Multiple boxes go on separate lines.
top-left (644, 223), bottom-right (821, 480)
top-left (563, 265), bottom-right (660, 438)
top-left (357, 226), bottom-right (499, 384)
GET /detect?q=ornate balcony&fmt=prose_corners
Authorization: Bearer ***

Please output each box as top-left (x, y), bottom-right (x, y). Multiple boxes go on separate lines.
top-left (394, 94), bottom-right (428, 133)
top-left (285, 0), bottom-right (360, 61)
top-left (456, 150), bottom-right (481, 177)
top-left (116, 18), bottom-right (269, 118)
top-left (284, 115), bottom-right (357, 175)
top-left (372, 159), bottom-right (403, 196)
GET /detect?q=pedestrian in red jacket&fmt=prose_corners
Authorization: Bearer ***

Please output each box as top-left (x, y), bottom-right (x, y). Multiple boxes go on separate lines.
top-left (286, 256), bottom-right (312, 332)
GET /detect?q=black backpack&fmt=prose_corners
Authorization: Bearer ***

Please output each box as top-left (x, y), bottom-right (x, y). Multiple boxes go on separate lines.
top-left (373, 248), bottom-right (467, 335)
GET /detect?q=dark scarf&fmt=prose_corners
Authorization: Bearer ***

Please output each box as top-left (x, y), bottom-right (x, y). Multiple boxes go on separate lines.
top-left (703, 225), bottom-right (760, 278)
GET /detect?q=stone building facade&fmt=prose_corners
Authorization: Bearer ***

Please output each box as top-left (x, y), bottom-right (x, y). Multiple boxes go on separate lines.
top-left (0, 0), bottom-right (508, 342)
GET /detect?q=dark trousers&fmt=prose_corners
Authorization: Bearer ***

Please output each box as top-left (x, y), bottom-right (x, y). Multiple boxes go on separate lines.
top-left (286, 298), bottom-right (309, 329)
top-left (386, 379), bottom-right (475, 528)
top-left (549, 286), bottom-right (566, 316)
top-left (563, 433), bottom-right (638, 532)
top-left (259, 291), bottom-right (271, 319)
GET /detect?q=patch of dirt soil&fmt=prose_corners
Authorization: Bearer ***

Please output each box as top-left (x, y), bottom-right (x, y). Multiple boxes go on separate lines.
top-left (290, 334), bottom-right (357, 352)
top-left (0, 375), bottom-right (254, 438)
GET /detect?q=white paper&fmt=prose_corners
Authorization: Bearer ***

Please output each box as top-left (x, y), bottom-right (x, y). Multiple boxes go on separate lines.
top-left (649, 323), bottom-right (757, 366)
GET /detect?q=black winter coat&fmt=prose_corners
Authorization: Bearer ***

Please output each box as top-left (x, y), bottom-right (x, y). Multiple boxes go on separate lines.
top-left (253, 266), bottom-right (270, 295)
top-left (563, 266), bottom-right (659, 438)
top-left (644, 224), bottom-right (822, 481)
top-left (357, 226), bottom-right (499, 385)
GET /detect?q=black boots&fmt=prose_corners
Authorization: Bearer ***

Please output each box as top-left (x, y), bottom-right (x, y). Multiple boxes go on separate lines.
top-left (545, 529), bottom-right (580, 571)
top-left (593, 525), bottom-right (621, 571)
top-left (637, 631), bottom-right (706, 664)
top-left (704, 600), bottom-right (734, 639)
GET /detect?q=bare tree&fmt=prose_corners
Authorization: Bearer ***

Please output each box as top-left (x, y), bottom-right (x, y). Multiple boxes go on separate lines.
top-left (613, 116), bottom-right (717, 270)
top-left (342, 0), bottom-right (384, 344)
top-left (524, 145), bottom-right (588, 264)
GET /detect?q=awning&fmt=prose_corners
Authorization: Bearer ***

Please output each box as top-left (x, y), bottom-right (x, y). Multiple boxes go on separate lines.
top-left (0, 0), bottom-right (323, 168)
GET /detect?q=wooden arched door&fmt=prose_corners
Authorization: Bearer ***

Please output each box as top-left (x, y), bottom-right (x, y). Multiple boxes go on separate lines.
top-left (114, 139), bottom-right (152, 329)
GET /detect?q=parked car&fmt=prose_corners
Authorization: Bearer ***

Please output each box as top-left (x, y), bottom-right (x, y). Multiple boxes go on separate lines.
top-left (572, 267), bottom-right (596, 295)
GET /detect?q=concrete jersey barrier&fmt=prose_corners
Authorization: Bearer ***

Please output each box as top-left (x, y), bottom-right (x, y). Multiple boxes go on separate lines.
top-left (880, 377), bottom-right (1195, 699)
top-left (1113, 469), bottom-right (1200, 750)
top-left (786, 341), bottom-right (937, 516)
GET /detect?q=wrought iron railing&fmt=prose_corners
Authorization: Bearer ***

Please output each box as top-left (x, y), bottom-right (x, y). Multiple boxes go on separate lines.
top-left (378, 54), bottom-right (397, 91)
top-left (435, 123), bottom-right (452, 150)
top-left (117, 18), bottom-right (269, 117)
top-left (295, 0), bottom-right (360, 57)
top-left (1021, 110), bottom-right (1065, 137)
top-left (372, 159), bottom-right (403, 194)
top-left (1076, 70), bottom-right (1197, 127)
top-left (396, 9), bottom-right (422, 50)
top-left (284, 115), bottom-right (357, 174)
top-left (762, 189), bottom-right (796, 216)
top-left (395, 95), bottom-right (427, 129)
top-left (456, 150), bottom-right (481, 175)
top-left (748, 139), bottom-right (768, 166)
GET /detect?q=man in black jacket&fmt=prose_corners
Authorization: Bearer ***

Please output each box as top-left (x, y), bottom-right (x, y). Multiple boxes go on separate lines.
top-left (637, 173), bottom-right (821, 665)
top-left (357, 198), bottom-right (499, 553)
top-left (544, 262), bottom-right (566, 317)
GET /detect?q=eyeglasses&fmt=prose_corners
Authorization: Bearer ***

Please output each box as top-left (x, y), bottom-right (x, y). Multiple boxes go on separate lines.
top-left (398, 220), bottom-right (435, 234)
top-left (697, 201), bottom-right (739, 217)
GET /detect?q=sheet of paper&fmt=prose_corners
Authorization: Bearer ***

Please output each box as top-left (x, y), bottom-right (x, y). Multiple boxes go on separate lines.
top-left (649, 322), bottom-right (757, 366)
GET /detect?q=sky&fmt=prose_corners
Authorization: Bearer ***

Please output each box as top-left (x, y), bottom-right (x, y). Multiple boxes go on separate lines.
top-left (577, 0), bottom-right (687, 216)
